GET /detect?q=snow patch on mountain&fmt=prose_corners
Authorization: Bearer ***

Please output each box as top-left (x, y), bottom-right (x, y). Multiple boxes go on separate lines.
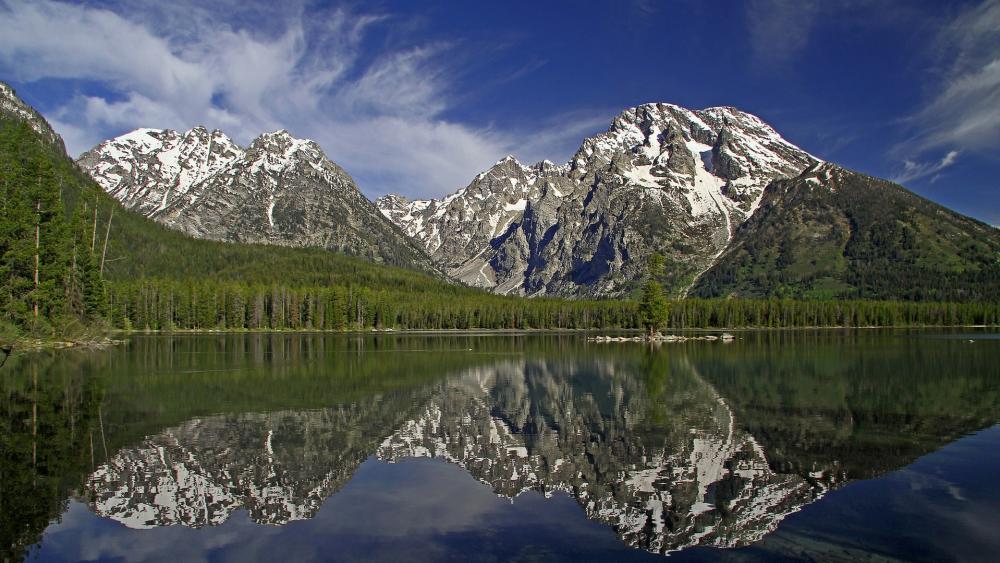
top-left (78, 126), bottom-right (435, 270)
top-left (377, 102), bottom-right (818, 296)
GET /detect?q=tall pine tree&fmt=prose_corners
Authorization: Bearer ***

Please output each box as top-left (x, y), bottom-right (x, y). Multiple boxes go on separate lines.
top-left (0, 122), bottom-right (106, 337)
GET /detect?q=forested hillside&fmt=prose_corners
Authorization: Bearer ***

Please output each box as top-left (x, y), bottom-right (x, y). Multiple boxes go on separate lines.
top-left (693, 164), bottom-right (1000, 300)
top-left (0, 122), bottom-right (106, 337)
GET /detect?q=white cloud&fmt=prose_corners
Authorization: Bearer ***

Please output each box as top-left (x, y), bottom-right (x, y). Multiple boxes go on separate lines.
top-left (745, 1), bottom-right (920, 67)
top-left (0, 0), bottom-right (611, 199)
top-left (510, 110), bottom-right (618, 165)
top-left (905, 0), bottom-right (1000, 155)
top-left (891, 150), bottom-right (960, 184)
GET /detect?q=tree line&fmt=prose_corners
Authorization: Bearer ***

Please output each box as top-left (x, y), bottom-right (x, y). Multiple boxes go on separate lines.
top-left (107, 280), bottom-right (639, 331)
top-left (107, 278), bottom-right (1000, 331)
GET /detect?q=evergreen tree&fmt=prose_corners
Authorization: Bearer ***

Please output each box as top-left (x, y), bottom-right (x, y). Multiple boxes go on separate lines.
top-left (639, 254), bottom-right (669, 337)
top-left (0, 122), bottom-right (106, 336)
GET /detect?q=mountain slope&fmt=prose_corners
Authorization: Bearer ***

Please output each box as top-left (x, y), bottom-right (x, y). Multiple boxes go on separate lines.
top-left (0, 81), bottom-right (454, 292)
top-left (378, 103), bottom-right (817, 297)
top-left (0, 82), bottom-right (65, 153)
top-left (691, 163), bottom-right (1000, 300)
top-left (76, 127), bottom-right (242, 217)
top-left (0, 83), bottom-right (108, 336)
top-left (78, 127), bottom-right (435, 271)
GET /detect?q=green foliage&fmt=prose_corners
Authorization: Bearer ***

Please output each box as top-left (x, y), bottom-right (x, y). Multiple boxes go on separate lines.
top-left (0, 353), bottom-right (104, 562)
top-left (639, 254), bottom-right (669, 336)
top-left (0, 122), bottom-right (106, 337)
top-left (661, 298), bottom-right (1000, 328)
top-left (103, 280), bottom-right (1000, 331)
top-left (106, 279), bottom-right (639, 331)
top-left (687, 331), bottom-right (1000, 478)
top-left (694, 168), bottom-right (1000, 300)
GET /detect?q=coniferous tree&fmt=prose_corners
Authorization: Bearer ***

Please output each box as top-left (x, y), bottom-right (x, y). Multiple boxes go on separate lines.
top-left (0, 123), bottom-right (106, 336)
top-left (639, 254), bottom-right (669, 337)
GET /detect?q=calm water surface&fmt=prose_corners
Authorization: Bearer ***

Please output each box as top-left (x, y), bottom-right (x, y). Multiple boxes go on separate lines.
top-left (3, 331), bottom-right (999, 562)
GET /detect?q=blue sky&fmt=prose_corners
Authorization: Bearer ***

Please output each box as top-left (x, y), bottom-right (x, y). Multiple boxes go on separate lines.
top-left (1, 0), bottom-right (998, 225)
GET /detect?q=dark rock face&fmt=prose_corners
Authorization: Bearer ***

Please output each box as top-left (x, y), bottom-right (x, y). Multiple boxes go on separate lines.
top-left (378, 103), bottom-right (816, 297)
top-left (78, 128), bottom-right (434, 270)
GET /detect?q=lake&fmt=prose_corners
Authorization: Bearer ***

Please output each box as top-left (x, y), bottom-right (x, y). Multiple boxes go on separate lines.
top-left (3, 331), bottom-right (999, 562)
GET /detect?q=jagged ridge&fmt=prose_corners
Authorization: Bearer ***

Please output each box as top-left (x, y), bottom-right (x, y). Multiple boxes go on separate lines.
top-left (0, 81), bottom-right (66, 152)
top-left (377, 103), bottom-right (817, 297)
top-left (79, 127), bottom-right (436, 271)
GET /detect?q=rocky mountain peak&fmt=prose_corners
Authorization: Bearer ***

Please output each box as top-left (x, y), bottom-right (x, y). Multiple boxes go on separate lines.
top-left (79, 126), bottom-right (435, 271)
top-left (242, 130), bottom-right (326, 176)
top-left (377, 192), bottom-right (410, 206)
top-left (249, 130), bottom-right (315, 155)
top-left (374, 193), bottom-right (412, 221)
top-left (378, 100), bottom-right (818, 296)
top-left (78, 126), bottom-right (244, 216)
top-left (82, 359), bottom-right (841, 554)
top-left (529, 159), bottom-right (566, 174)
top-left (473, 155), bottom-right (530, 183)
top-left (0, 81), bottom-right (67, 152)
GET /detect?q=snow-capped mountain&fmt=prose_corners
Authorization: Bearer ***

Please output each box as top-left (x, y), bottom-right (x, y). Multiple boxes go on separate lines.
top-left (376, 103), bottom-right (816, 296)
top-left (78, 127), bottom-right (434, 270)
top-left (89, 414), bottom-right (368, 529)
top-left (77, 127), bottom-right (242, 217)
top-left (85, 391), bottom-right (426, 529)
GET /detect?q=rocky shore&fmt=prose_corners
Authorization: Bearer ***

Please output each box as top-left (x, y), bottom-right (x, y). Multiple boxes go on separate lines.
top-left (589, 332), bottom-right (735, 343)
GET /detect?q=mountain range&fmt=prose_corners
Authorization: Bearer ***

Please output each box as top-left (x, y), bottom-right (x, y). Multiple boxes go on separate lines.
top-left (5, 80), bottom-right (998, 301)
top-left (76, 125), bottom-right (433, 270)
top-left (374, 104), bottom-right (1000, 300)
top-left (80, 341), bottom-right (1000, 556)
top-left (377, 104), bottom-right (817, 297)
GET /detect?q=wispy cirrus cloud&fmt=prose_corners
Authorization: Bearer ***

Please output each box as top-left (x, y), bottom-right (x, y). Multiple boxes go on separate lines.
top-left (744, 1), bottom-right (926, 67)
top-left (745, 0), bottom-right (823, 65)
top-left (891, 150), bottom-right (960, 185)
top-left (0, 0), bottom-right (609, 199)
top-left (899, 0), bottom-right (1000, 159)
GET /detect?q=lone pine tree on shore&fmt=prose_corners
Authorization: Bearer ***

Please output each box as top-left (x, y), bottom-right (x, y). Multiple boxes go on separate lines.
top-left (639, 254), bottom-right (669, 338)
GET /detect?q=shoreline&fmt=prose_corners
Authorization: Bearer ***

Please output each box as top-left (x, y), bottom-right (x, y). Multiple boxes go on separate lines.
top-left (6, 325), bottom-right (995, 352)
top-left (109, 324), bottom-right (997, 336)
top-left (1, 336), bottom-right (125, 353)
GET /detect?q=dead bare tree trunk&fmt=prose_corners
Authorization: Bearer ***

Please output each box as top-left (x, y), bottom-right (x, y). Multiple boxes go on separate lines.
top-left (98, 402), bottom-right (108, 462)
top-left (100, 208), bottom-right (114, 277)
top-left (92, 201), bottom-right (98, 252)
top-left (34, 199), bottom-right (40, 323)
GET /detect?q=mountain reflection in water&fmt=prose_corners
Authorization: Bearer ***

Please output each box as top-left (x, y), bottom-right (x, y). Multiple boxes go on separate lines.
top-left (4, 332), bottom-right (999, 562)
top-left (87, 359), bottom-right (828, 553)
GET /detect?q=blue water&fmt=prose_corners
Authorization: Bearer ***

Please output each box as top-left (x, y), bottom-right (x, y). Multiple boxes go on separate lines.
top-left (4, 331), bottom-right (998, 562)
